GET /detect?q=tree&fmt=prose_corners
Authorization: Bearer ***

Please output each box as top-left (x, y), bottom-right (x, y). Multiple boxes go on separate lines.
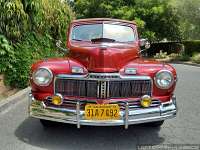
top-left (73, 0), bottom-right (183, 41)
top-left (0, 0), bottom-right (74, 42)
top-left (176, 0), bottom-right (200, 40)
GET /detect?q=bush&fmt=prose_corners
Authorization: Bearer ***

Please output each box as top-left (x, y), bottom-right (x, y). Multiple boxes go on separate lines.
top-left (176, 53), bottom-right (190, 61)
top-left (0, 0), bottom-right (29, 40)
top-left (183, 40), bottom-right (200, 56)
top-left (154, 51), bottom-right (191, 61)
top-left (0, 0), bottom-right (74, 88)
top-left (191, 53), bottom-right (200, 64)
top-left (168, 53), bottom-right (179, 61)
top-left (154, 50), bottom-right (168, 59)
top-left (0, 35), bottom-right (16, 73)
top-left (148, 42), bottom-right (184, 56)
top-left (4, 33), bottom-right (64, 88)
top-left (0, 0), bottom-right (74, 42)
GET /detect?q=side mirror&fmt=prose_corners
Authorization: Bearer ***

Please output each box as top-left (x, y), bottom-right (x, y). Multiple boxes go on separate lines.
top-left (56, 40), bottom-right (68, 53)
top-left (139, 39), bottom-right (151, 53)
top-left (139, 39), bottom-right (151, 49)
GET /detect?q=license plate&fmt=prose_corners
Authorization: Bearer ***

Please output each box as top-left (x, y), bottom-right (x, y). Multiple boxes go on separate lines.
top-left (85, 104), bottom-right (120, 120)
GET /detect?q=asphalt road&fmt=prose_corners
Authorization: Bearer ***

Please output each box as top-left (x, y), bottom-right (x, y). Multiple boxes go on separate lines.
top-left (0, 64), bottom-right (200, 150)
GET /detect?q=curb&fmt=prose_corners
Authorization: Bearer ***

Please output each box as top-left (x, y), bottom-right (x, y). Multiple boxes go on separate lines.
top-left (0, 87), bottom-right (30, 112)
top-left (170, 61), bottom-right (200, 67)
top-left (156, 59), bottom-right (200, 67)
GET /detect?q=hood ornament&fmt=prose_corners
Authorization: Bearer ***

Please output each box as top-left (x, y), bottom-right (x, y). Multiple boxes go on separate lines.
top-left (99, 44), bottom-right (108, 50)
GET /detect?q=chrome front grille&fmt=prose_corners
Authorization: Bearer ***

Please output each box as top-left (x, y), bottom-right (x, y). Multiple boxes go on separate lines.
top-left (55, 79), bottom-right (98, 97)
top-left (54, 74), bottom-right (152, 99)
top-left (109, 80), bottom-right (152, 98)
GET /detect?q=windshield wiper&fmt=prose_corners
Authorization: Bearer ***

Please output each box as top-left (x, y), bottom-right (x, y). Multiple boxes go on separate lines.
top-left (91, 38), bottom-right (116, 43)
top-left (72, 39), bottom-right (83, 41)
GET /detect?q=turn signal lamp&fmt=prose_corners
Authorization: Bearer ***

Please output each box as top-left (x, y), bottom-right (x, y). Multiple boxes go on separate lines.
top-left (52, 94), bottom-right (63, 105)
top-left (72, 67), bottom-right (84, 74)
top-left (124, 68), bottom-right (137, 75)
top-left (140, 95), bottom-right (152, 108)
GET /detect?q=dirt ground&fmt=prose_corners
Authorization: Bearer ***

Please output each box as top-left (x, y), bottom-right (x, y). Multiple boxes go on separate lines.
top-left (0, 75), bottom-right (19, 101)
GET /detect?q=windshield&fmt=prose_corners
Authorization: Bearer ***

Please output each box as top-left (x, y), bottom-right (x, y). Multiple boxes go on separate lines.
top-left (71, 24), bottom-right (136, 42)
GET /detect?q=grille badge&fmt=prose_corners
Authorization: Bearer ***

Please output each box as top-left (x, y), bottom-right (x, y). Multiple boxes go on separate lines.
top-left (96, 80), bottom-right (110, 99)
top-left (99, 81), bottom-right (108, 99)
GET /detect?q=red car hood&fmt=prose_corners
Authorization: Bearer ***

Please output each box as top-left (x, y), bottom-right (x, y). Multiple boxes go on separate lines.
top-left (69, 41), bottom-right (140, 72)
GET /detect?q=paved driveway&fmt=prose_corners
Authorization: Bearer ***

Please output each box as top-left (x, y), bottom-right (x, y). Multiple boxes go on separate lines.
top-left (0, 64), bottom-right (200, 150)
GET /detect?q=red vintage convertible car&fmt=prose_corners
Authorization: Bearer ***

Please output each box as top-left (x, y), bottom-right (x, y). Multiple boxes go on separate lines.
top-left (29, 18), bottom-right (177, 129)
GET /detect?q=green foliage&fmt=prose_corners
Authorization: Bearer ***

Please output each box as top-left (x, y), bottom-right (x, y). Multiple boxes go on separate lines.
top-left (167, 53), bottom-right (179, 60)
top-left (0, 0), bottom-right (74, 88)
top-left (183, 40), bottom-right (200, 56)
top-left (0, 0), bottom-right (29, 40)
top-left (24, 0), bottom-right (74, 41)
top-left (176, 0), bottom-right (200, 40)
top-left (73, 0), bottom-right (183, 41)
top-left (0, 35), bottom-right (16, 73)
top-left (4, 33), bottom-right (64, 88)
top-left (191, 53), bottom-right (200, 64)
top-left (0, 0), bottom-right (74, 42)
top-left (154, 51), bottom-right (190, 61)
top-left (154, 50), bottom-right (168, 59)
top-left (175, 53), bottom-right (190, 61)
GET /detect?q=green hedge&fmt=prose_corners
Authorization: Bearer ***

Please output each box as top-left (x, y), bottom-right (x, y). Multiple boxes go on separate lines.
top-left (149, 41), bottom-right (200, 57)
top-left (0, 33), bottom-right (64, 88)
top-left (182, 40), bottom-right (200, 56)
top-left (0, 0), bottom-right (74, 88)
top-left (148, 42), bottom-right (183, 56)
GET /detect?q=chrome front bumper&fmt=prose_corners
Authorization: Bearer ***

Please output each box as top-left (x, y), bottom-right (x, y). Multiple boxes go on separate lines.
top-left (29, 94), bottom-right (177, 129)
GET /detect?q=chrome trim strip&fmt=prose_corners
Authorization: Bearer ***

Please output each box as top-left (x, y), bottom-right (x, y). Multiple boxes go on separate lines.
top-left (57, 74), bottom-right (88, 79)
top-left (125, 102), bottom-right (129, 129)
top-left (76, 101), bottom-right (80, 128)
top-left (53, 76), bottom-right (56, 95)
top-left (89, 73), bottom-right (120, 78)
top-left (119, 75), bottom-right (151, 80)
top-left (55, 74), bottom-right (152, 81)
top-left (107, 81), bottom-right (110, 98)
top-left (97, 81), bottom-right (100, 98)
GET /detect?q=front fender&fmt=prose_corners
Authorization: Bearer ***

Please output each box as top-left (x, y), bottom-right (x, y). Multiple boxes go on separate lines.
top-left (30, 57), bottom-right (88, 100)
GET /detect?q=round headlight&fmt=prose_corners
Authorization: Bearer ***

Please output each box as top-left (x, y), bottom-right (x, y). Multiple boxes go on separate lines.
top-left (154, 70), bottom-right (174, 89)
top-left (32, 68), bottom-right (53, 86)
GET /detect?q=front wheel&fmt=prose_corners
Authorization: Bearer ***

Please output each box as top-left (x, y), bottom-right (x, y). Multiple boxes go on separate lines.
top-left (144, 120), bottom-right (164, 127)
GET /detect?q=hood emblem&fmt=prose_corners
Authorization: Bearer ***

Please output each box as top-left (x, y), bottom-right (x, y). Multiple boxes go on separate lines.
top-left (99, 44), bottom-right (108, 50)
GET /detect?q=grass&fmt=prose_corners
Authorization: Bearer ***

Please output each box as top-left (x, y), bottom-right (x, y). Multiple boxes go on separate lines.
top-left (191, 53), bottom-right (200, 63)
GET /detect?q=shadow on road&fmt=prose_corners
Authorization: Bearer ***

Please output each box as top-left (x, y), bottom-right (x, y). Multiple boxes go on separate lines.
top-left (15, 117), bottom-right (164, 150)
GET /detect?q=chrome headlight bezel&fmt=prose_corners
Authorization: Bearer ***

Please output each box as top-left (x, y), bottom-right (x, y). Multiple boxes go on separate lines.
top-left (154, 70), bottom-right (174, 89)
top-left (32, 67), bottom-right (53, 86)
